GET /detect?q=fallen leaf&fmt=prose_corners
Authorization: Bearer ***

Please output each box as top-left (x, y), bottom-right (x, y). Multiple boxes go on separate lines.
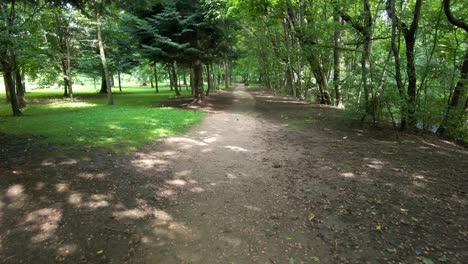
top-left (308, 213), bottom-right (316, 221)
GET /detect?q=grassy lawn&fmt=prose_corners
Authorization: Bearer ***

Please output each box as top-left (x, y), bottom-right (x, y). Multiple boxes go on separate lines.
top-left (0, 85), bottom-right (204, 152)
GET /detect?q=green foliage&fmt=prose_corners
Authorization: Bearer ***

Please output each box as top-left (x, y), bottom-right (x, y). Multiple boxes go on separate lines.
top-left (131, 0), bottom-right (235, 66)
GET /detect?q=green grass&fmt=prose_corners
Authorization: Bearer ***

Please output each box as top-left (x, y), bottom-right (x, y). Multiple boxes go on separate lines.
top-left (0, 85), bottom-right (204, 152)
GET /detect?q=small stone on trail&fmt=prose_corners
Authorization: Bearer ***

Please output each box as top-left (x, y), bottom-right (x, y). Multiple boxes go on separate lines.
top-left (288, 214), bottom-right (300, 220)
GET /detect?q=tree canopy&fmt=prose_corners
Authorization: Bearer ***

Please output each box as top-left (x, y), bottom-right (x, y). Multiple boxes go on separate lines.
top-left (1, 0), bottom-right (467, 140)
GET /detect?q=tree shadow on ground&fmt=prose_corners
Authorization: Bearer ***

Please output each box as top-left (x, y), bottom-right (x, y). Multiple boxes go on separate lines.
top-left (250, 90), bottom-right (468, 263)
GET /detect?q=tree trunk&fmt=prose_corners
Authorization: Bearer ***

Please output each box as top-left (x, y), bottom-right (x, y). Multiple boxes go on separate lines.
top-left (205, 64), bottom-right (213, 96)
top-left (437, 0), bottom-right (468, 136)
top-left (405, 35), bottom-right (418, 129)
top-left (438, 51), bottom-right (468, 135)
top-left (310, 56), bottom-right (331, 105)
top-left (63, 77), bottom-right (69, 97)
top-left (1, 2), bottom-right (21, 115)
top-left (387, 0), bottom-right (406, 129)
top-left (4, 79), bottom-right (10, 102)
top-left (362, 3), bottom-right (373, 117)
top-left (224, 60), bottom-right (230, 89)
top-left (171, 62), bottom-right (181, 96)
top-left (153, 62), bottom-right (159, 93)
top-left (97, 13), bottom-right (113, 105)
top-left (65, 35), bottom-right (73, 99)
top-left (15, 68), bottom-right (26, 108)
top-left (100, 73), bottom-right (107, 93)
top-left (193, 60), bottom-right (204, 99)
top-left (110, 74), bottom-right (114, 87)
top-left (385, 0), bottom-right (422, 129)
top-left (212, 64), bottom-right (218, 90)
top-left (2, 70), bottom-right (21, 116)
top-left (118, 71), bottom-right (122, 92)
top-left (333, 13), bottom-right (343, 108)
top-left (190, 67), bottom-right (195, 95)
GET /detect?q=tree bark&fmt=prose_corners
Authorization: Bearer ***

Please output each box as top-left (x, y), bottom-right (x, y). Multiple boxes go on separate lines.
top-left (118, 71), bottom-right (122, 92)
top-left (1, 1), bottom-right (21, 115)
top-left (4, 79), bottom-right (10, 102)
top-left (153, 62), bottom-right (159, 93)
top-left (205, 64), bottom-right (213, 96)
top-left (286, 1), bottom-right (330, 104)
top-left (387, 0), bottom-right (406, 128)
top-left (333, 13), bottom-right (344, 108)
top-left (15, 68), bottom-right (26, 108)
top-left (100, 73), bottom-right (107, 93)
top-left (63, 77), bottom-right (69, 97)
top-left (171, 62), bottom-right (181, 96)
top-left (190, 67), bottom-right (195, 95)
top-left (224, 60), bottom-right (230, 89)
top-left (336, 0), bottom-right (373, 113)
top-left (385, 0), bottom-right (422, 129)
top-left (65, 33), bottom-right (73, 99)
top-left (97, 13), bottom-right (113, 105)
top-left (310, 56), bottom-right (331, 105)
top-left (193, 60), bottom-right (204, 100)
top-left (437, 0), bottom-right (468, 135)
top-left (2, 70), bottom-right (21, 116)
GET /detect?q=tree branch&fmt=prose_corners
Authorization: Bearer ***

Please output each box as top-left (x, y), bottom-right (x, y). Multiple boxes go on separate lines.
top-left (332, 2), bottom-right (365, 34)
top-left (443, 0), bottom-right (468, 33)
top-left (408, 0), bottom-right (422, 35)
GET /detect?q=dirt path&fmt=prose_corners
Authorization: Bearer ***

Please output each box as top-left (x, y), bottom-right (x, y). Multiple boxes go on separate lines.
top-left (0, 86), bottom-right (467, 263)
top-left (131, 87), bottom-right (330, 263)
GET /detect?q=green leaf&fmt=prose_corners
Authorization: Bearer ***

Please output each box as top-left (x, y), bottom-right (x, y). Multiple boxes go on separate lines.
top-left (422, 257), bottom-right (434, 264)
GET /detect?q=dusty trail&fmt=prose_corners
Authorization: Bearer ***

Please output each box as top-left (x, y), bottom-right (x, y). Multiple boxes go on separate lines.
top-left (0, 86), bottom-right (466, 264)
top-left (133, 87), bottom-right (328, 263)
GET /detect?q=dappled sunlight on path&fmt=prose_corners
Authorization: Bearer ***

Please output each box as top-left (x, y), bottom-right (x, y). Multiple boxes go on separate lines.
top-left (0, 86), bottom-right (466, 263)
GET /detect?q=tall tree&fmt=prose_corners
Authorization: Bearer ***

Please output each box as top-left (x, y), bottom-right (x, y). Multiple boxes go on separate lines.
top-left (437, 0), bottom-right (468, 136)
top-left (96, 4), bottom-right (113, 105)
top-left (386, 0), bottom-right (423, 129)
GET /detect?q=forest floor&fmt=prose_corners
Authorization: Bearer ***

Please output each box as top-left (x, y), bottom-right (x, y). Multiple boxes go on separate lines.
top-left (0, 86), bottom-right (467, 263)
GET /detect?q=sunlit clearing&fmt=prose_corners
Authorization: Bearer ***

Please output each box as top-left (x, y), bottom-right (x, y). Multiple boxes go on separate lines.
top-left (49, 101), bottom-right (98, 109)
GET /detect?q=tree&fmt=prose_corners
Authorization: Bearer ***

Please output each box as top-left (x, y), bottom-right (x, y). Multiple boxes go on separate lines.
top-left (132, 0), bottom-right (233, 100)
top-left (437, 0), bottom-right (468, 137)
